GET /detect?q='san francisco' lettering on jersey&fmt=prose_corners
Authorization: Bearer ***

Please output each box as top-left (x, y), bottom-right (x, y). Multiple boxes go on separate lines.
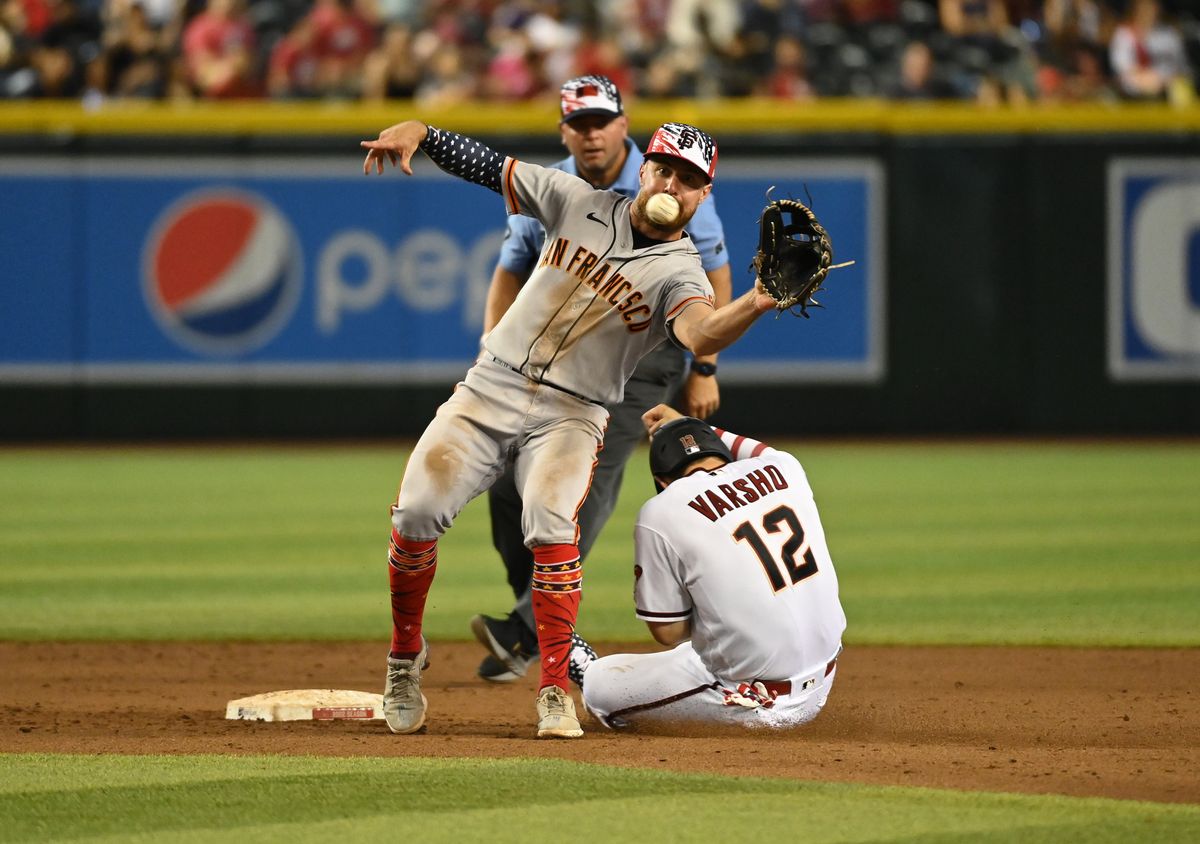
top-left (686, 464), bottom-right (790, 521)
top-left (538, 236), bottom-right (653, 330)
top-left (489, 159), bottom-right (713, 405)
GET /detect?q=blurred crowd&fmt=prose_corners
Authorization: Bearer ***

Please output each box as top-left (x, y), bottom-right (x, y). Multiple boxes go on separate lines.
top-left (1, 0), bottom-right (1197, 106)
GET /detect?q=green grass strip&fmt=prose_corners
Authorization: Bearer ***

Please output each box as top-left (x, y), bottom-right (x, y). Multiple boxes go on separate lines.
top-left (1, 443), bottom-right (1198, 645)
top-left (0, 754), bottom-right (1197, 843)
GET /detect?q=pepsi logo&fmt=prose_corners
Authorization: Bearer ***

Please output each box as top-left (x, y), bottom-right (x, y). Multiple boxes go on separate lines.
top-left (142, 189), bottom-right (303, 356)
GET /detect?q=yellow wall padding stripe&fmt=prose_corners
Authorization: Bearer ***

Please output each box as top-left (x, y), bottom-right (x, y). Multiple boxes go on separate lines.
top-left (1, 99), bottom-right (1198, 137)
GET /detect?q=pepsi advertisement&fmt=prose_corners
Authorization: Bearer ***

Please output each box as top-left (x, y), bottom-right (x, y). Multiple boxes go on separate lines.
top-left (0, 157), bottom-right (884, 385)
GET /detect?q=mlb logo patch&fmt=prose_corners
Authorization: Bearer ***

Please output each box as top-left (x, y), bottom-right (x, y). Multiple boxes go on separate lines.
top-left (680, 433), bottom-right (700, 455)
top-left (1108, 159), bottom-right (1200, 381)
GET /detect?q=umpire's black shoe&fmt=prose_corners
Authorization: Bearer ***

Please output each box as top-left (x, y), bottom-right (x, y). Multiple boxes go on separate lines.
top-left (471, 612), bottom-right (539, 683)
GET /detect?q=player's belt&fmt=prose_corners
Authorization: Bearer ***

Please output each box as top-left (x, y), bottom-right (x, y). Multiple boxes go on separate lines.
top-left (486, 355), bottom-right (603, 406)
top-left (755, 656), bottom-right (838, 699)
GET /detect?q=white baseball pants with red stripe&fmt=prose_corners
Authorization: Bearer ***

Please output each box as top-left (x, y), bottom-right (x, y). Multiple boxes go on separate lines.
top-left (582, 641), bottom-right (838, 729)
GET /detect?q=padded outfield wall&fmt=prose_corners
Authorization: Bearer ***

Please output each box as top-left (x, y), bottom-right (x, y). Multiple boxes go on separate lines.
top-left (0, 101), bottom-right (1198, 438)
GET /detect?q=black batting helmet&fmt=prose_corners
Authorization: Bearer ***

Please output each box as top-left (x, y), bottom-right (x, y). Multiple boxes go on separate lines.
top-left (649, 417), bottom-right (733, 490)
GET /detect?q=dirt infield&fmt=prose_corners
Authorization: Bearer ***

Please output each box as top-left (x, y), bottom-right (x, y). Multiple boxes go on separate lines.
top-left (3, 642), bottom-right (1197, 804)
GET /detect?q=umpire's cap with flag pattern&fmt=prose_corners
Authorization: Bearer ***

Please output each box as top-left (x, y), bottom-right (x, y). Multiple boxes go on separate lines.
top-left (649, 416), bottom-right (733, 492)
top-left (560, 75), bottom-right (623, 123)
top-left (645, 122), bottom-right (718, 183)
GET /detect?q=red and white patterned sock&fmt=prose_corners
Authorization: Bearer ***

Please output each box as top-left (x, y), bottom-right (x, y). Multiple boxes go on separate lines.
top-left (387, 529), bottom-right (437, 659)
top-left (530, 543), bottom-right (582, 691)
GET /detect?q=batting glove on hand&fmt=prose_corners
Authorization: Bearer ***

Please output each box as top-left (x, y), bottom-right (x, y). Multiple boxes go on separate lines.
top-left (722, 682), bottom-right (778, 710)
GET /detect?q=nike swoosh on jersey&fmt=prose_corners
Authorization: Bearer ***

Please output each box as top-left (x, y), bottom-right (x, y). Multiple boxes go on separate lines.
top-left (585, 211), bottom-right (608, 227)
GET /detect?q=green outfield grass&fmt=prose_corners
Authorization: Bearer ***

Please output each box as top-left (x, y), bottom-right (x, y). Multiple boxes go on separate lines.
top-left (2, 754), bottom-right (1197, 843)
top-left (1, 442), bottom-right (1198, 645)
top-left (2, 442), bottom-right (1197, 837)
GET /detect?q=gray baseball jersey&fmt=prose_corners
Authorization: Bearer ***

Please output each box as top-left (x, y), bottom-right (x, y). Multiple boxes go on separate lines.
top-left (486, 159), bottom-right (714, 405)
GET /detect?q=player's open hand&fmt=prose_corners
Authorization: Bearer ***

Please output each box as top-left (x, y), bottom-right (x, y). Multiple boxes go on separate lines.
top-left (361, 120), bottom-right (428, 176)
top-left (642, 403), bottom-right (683, 438)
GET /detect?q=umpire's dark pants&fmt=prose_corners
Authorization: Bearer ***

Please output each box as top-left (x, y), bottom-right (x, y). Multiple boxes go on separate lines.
top-left (488, 342), bottom-right (687, 632)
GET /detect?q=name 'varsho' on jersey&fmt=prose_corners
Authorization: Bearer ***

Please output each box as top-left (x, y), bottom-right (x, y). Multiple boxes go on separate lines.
top-left (633, 437), bottom-right (846, 685)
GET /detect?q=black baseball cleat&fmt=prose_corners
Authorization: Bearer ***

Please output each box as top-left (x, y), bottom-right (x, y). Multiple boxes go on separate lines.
top-left (477, 654), bottom-right (522, 683)
top-left (471, 612), bottom-right (539, 683)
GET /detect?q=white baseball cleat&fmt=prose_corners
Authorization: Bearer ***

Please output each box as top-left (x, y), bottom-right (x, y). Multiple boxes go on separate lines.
top-left (535, 685), bottom-right (584, 739)
top-left (383, 638), bottom-right (429, 734)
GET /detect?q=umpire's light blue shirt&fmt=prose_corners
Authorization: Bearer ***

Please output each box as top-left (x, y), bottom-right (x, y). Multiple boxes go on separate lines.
top-left (498, 139), bottom-right (730, 276)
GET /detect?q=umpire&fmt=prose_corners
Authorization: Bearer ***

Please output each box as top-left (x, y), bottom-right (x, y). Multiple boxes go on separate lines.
top-left (471, 74), bottom-right (734, 681)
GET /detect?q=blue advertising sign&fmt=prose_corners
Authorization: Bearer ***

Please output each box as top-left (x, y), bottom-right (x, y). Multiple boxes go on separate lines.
top-left (1108, 159), bottom-right (1200, 381)
top-left (0, 157), bottom-right (884, 385)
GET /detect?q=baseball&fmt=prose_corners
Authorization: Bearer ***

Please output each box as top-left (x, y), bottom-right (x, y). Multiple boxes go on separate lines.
top-left (645, 193), bottom-right (679, 226)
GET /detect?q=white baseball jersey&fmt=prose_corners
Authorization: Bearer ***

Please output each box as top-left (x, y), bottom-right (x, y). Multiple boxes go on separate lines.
top-left (487, 160), bottom-right (714, 405)
top-left (633, 435), bottom-right (846, 684)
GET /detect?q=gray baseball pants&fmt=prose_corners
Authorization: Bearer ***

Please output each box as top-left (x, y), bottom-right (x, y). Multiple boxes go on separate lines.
top-left (391, 358), bottom-right (608, 548)
top-left (487, 343), bottom-right (687, 630)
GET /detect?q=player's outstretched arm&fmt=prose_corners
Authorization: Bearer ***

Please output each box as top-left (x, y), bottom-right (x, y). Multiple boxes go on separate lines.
top-left (671, 281), bottom-right (775, 358)
top-left (361, 122), bottom-right (508, 195)
top-left (681, 263), bottom-right (733, 419)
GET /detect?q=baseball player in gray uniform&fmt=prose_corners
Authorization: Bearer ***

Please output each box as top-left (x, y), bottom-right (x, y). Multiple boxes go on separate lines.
top-left (471, 75), bottom-right (733, 684)
top-left (361, 117), bottom-right (778, 738)
top-left (568, 404), bottom-right (846, 729)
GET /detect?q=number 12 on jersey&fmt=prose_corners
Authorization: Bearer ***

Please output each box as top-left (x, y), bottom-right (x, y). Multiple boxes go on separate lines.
top-left (733, 505), bottom-right (819, 592)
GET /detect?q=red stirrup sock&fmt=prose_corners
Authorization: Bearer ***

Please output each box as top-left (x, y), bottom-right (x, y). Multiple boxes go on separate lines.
top-left (530, 543), bottom-right (582, 691)
top-left (387, 529), bottom-right (437, 659)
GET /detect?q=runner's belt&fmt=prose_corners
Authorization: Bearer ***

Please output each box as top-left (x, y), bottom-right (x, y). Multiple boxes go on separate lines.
top-left (487, 355), bottom-right (603, 406)
top-left (755, 657), bottom-right (838, 698)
